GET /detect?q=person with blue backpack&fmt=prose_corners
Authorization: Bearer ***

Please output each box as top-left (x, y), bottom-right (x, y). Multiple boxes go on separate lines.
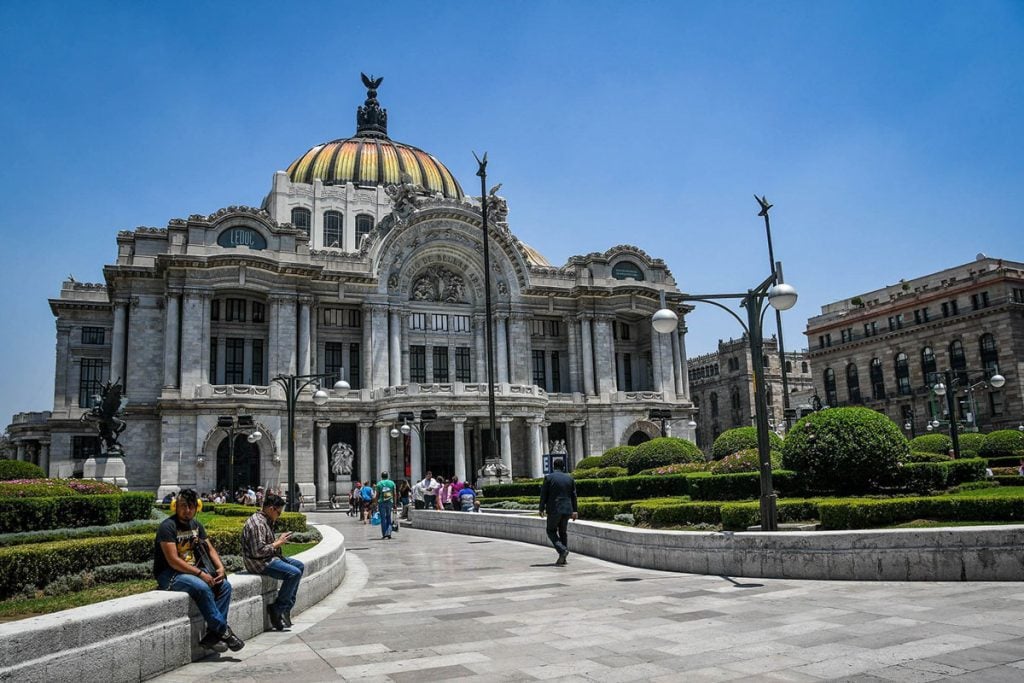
top-left (359, 480), bottom-right (375, 524)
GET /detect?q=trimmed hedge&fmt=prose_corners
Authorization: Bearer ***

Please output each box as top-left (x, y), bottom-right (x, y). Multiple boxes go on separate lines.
top-left (980, 430), bottom-right (1024, 458)
top-left (631, 500), bottom-right (724, 527)
top-left (708, 448), bottom-right (782, 474)
top-left (687, 470), bottom-right (799, 501)
top-left (606, 473), bottom-right (696, 500)
top-left (957, 433), bottom-right (987, 454)
top-left (818, 495), bottom-right (1024, 530)
top-left (0, 459), bottom-right (46, 480)
top-left (0, 517), bottom-right (160, 548)
top-left (575, 456), bottom-right (604, 470)
top-left (719, 499), bottom-right (824, 531)
top-left (905, 451), bottom-right (952, 463)
top-left (711, 427), bottom-right (784, 460)
top-left (599, 446), bottom-right (636, 468)
top-left (626, 437), bottom-right (704, 475)
top-left (0, 492), bottom-right (154, 533)
top-left (986, 456), bottom-right (1024, 468)
top-left (0, 478), bottom-right (121, 498)
top-left (898, 459), bottom-right (987, 494)
top-left (571, 466), bottom-right (628, 480)
top-left (909, 434), bottom-right (953, 455)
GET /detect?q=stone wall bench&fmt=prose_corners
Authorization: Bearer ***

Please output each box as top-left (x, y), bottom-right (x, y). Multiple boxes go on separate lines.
top-left (410, 510), bottom-right (1024, 581)
top-left (0, 524), bottom-right (345, 682)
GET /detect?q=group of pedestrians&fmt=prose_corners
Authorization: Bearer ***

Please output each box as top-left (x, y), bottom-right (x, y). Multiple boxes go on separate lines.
top-left (153, 489), bottom-right (305, 654)
top-left (411, 471), bottom-right (479, 512)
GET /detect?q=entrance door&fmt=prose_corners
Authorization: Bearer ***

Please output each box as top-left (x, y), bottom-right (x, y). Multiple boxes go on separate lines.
top-left (216, 435), bottom-right (260, 495)
top-left (424, 429), bottom-right (454, 478)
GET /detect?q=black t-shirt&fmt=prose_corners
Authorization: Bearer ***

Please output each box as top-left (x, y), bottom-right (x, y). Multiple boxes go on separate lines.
top-left (153, 515), bottom-right (208, 577)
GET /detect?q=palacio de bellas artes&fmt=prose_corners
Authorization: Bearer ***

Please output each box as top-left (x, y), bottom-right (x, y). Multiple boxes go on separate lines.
top-left (25, 76), bottom-right (697, 505)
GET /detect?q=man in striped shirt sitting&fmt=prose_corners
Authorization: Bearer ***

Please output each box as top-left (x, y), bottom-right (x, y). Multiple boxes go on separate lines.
top-left (241, 493), bottom-right (304, 630)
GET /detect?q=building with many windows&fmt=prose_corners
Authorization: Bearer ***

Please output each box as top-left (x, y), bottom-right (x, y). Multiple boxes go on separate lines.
top-left (687, 336), bottom-right (813, 450)
top-left (7, 78), bottom-right (697, 503)
top-left (804, 255), bottom-right (1024, 435)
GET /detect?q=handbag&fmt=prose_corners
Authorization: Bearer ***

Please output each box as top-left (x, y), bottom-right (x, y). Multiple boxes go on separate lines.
top-left (371, 511), bottom-right (381, 525)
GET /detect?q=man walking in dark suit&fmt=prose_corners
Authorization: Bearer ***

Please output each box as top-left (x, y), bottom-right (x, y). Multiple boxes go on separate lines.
top-left (539, 457), bottom-right (578, 566)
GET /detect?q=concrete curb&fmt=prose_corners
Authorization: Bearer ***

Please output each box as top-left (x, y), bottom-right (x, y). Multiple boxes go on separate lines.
top-left (0, 523), bottom-right (346, 682)
top-left (410, 510), bottom-right (1024, 581)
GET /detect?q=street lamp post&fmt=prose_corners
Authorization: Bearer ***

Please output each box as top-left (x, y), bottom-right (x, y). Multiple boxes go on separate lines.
top-left (394, 409), bottom-right (437, 481)
top-left (932, 370), bottom-right (1005, 459)
top-left (270, 371), bottom-right (350, 512)
top-left (756, 196), bottom-right (792, 428)
top-left (216, 414), bottom-right (263, 499)
top-left (473, 152), bottom-right (500, 468)
top-left (653, 268), bottom-right (797, 531)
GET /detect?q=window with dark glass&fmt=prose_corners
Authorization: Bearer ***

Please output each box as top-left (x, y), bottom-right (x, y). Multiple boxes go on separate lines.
top-left (824, 368), bottom-right (838, 407)
top-left (870, 357), bottom-right (886, 399)
top-left (618, 322), bottom-right (629, 340)
top-left (72, 435), bottom-right (101, 459)
top-left (349, 343), bottom-right (361, 390)
top-left (785, 360), bottom-right (792, 373)
top-left (291, 208), bottom-right (311, 233)
top-left (801, 361), bottom-right (809, 373)
top-left (455, 347), bottom-right (471, 382)
top-left (432, 346), bottom-right (449, 383)
top-left (252, 339), bottom-right (264, 385)
top-left (325, 342), bottom-right (345, 379)
top-left (323, 211), bottom-right (342, 248)
top-left (225, 298), bottom-right (246, 322)
top-left (355, 214), bottom-right (373, 247)
top-left (846, 364), bottom-right (861, 404)
top-left (710, 392), bottom-right (719, 418)
top-left (548, 320), bottom-right (561, 337)
top-left (950, 339), bottom-right (967, 384)
top-left (979, 333), bottom-right (999, 374)
top-left (432, 314), bottom-right (448, 331)
top-left (410, 346), bottom-right (426, 383)
top-left (550, 351), bottom-right (561, 391)
top-left (611, 261), bottom-right (644, 280)
top-left (225, 338), bottom-right (244, 384)
top-left (78, 358), bottom-right (106, 408)
top-left (895, 352), bottom-right (911, 395)
top-left (81, 327), bottom-right (105, 345)
top-left (1014, 288), bottom-right (1024, 304)
top-left (730, 387), bottom-right (741, 425)
top-left (211, 300), bottom-right (220, 321)
top-left (209, 337), bottom-right (217, 383)
top-left (532, 349), bottom-right (546, 388)
top-left (252, 302), bottom-right (265, 323)
top-left (622, 352), bottom-right (633, 391)
top-left (921, 346), bottom-right (937, 385)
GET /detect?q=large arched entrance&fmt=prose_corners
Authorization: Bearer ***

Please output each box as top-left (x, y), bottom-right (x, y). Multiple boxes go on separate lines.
top-left (628, 431), bottom-right (651, 446)
top-left (216, 435), bottom-right (261, 494)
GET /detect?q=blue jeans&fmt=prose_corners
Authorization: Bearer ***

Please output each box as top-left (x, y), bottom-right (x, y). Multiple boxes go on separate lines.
top-left (378, 501), bottom-right (394, 537)
top-left (264, 557), bottom-right (305, 612)
top-left (157, 569), bottom-right (232, 634)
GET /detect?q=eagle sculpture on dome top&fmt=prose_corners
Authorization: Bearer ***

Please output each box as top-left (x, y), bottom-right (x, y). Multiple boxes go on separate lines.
top-left (361, 72), bottom-right (383, 92)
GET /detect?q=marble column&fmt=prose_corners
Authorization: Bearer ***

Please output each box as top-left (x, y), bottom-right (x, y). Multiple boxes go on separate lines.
top-left (215, 337), bottom-right (227, 384)
top-left (15, 443), bottom-right (25, 461)
top-left (38, 442), bottom-right (50, 477)
top-left (580, 315), bottom-right (596, 395)
top-left (410, 429), bottom-right (423, 484)
top-left (376, 422), bottom-right (390, 480)
top-left (110, 299), bottom-right (128, 384)
top-left (594, 316), bottom-right (616, 395)
top-left (200, 295), bottom-right (212, 383)
top-left (452, 416), bottom-right (468, 483)
top-left (496, 315), bottom-right (509, 384)
top-left (162, 292), bottom-right (180, 389)
top-left (54, 322), bottom-right (72, 409)
top-left (389, 308), bottom-right (402, 386)
top-left (361, 305), bottom-right (373, 391)
top-left (529, 417), bottom-right (544, 478)
top-left (276, 296), bottom-right (298, 376)
top-left (571, 420), bottom-right (587, 468)
top-left (541, 422), bottom-right (550, 454)
top-left (650, 323), bottom-right (664, 393)
top-left (473, 314), bottom-right (487, 383)
top-left (370, 304), bottom-right (389, 389)
top-left (508, 314), bottom-right (531, 385)
top-left (565, 315), bottom-right (581, 393)
top-left (180, 289), bottom-right (209, 393)
top-left (315, 421), bottom-right (330, 505)
top-left (267, 296), bottom-right (280, 379)
top-left (678, 325), bottom-right (691, 400)
top-left (357, 421), bottom-right (372, 483)
top-left (498, 416), bottom-right (513, 478)
top-left (298, 298), bottom-right (312, 376)
top-left (671, 324), bottom-right (684, 396)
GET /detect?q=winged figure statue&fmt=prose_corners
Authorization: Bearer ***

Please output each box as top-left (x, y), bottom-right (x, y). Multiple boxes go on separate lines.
top-left (361, 73), bottom-right (383, 91)
top-left (80, 379), bottom-right (128, 455)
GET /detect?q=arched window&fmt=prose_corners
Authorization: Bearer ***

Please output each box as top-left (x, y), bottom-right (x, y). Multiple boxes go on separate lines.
top-left (611, 261), bottom-right (644, 281)
top-left (869, 358), bottom-right (885, 400)
top-left (710, 392), bottom-right (719, 419)
top-left (949, 339), bottom-right (967, 384)
top-left (355, 214), bottom-right (374, 248)
top-left (824, 368), bottom-right (837, 407)
top-left (291, 207), bottom-right (311, 233)
top-left (979, 333), bottom-right (999, 374)
top-left (895, 352), bottom-right (911, 395)
top-left (323, 211), bottom-right (343, 248)
top-left (846, 364), bottom-right (861, 404)
top-left (786, 360), bottom-right (792, 373)
top-left (920, 346), bottom-right (937, 385)
top-left (730, 387), bottom-right (741, 425)
top-left (801, 361), bottom-right (809, 373)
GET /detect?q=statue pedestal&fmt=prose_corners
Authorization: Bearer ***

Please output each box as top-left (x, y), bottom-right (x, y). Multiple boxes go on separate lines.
top-left (83, 455), bottom-right (128, 489)
top-left (476, 458), bottom-right (512, 491)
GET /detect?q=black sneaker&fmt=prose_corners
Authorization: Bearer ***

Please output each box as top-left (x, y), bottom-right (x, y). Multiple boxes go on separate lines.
top-left (219, 626), bottom-right (245, 652)
top-left (282, 611), bottom-right (293, 628)
top-left (199, 630), bottom-right (228, 652)
top-left (555, 550), bottom-right (569, 566)
top-left (268, 605), bottom-right (285, 631)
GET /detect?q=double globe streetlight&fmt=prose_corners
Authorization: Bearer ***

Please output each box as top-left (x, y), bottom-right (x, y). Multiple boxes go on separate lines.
top-left (653, 269), bottom-right (797, 531)
top-left (930, 371), bottom-right (1004, 458)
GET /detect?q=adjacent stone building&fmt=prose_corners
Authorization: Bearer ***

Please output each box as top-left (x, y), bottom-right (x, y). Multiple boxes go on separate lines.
top-left (804, 255), bottom-right (1024, 434)
top-left (687, 336), bottom-right (813, 449)
top-left (10, 78), bottom-right (697, 503)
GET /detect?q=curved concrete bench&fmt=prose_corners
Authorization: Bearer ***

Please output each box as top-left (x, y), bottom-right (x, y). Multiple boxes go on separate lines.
top-left (411, 510), bottom-right (1024, 581)
top-left (0, 524), bottom-right (345, 682)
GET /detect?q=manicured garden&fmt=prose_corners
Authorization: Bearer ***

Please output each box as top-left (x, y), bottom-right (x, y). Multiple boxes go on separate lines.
top-left (481, 408), bottom-right (1024, 532)
top-left (0, 459), bottom-right (319, 620)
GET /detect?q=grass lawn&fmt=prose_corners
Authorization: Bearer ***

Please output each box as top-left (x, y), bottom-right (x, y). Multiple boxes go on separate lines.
top-left (886, 519), bottom-right (1024, 528)
top-left (949, 486), bottom-right (1024, 498)
top-left (0, 579), bottom-right (154, 622)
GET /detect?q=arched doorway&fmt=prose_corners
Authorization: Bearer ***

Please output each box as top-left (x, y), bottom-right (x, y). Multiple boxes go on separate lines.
top-left (628, 431), bottom-right (651, 446)
top-left (216, 434), bottom-right (261, 494)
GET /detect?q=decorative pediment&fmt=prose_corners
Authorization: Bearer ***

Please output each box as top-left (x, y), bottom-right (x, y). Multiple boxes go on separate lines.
top-left (411, 265), bottom-right (467, 303)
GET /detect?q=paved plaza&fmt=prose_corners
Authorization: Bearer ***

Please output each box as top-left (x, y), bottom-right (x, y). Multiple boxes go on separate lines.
top-left (153, 514), bottom-right (1024, 682)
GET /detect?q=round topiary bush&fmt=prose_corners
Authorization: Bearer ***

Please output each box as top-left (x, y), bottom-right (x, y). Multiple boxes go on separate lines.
top-left (710, 427), bottom-right (784, 460)
top-left (575, 456), bottom-right (604, 470)
top-left (599, 445), bottom-right (636, 468)
top-left (781, 407), bottom-right (908, 494)
top-left (709, 448), bottom-right (782, 474)
top-left (980, 430), bottom-right (1024, 458)
top-left (957, 433), bottom-right (986, 454)
top-left (909, 434), bottom-right (952, 455)
top-left (0, 459), bottom-right (46, 481)
top-left (625, 437), bottom-right (703, 475)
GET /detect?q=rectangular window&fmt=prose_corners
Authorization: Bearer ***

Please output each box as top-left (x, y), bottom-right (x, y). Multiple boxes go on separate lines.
top-left (322, 308), bottom-right (339, 326)
top-left (453, 315), bottom-right (471, 333)
top-left (990, 391), bottom-right (1004, 417)
top-left (888, 317), bottom-right (896, 331)
top-left (941, 302), bottom-right (949, 318)
top-left (951, 299), bottom-right (959, 315)
top-left (72, 435), bottom-right (101, 459)
top-left (824, 333), bottom-right (832, 347)
top-left (225, 298), bottom-right (246, 322)
top-left (81, 326), bottom-right (105, 345)
top-left (455, 347), bottom-right (471, 382)
top-left (225, 338), bottom-right (244, 384)
top-left (410, 313), bottom-right (425, 330)
top-left (914, 309), bottom-right (922, 324)
top-left (432, 346), bottom-right (449, 382)
top-left (410, 346), bottom-right (426, 383)
top-left (78, 358), bottom-right (106, 408)
top-left (349, 343), bottom-right (361, 390)
top-left (981, 291), bottom-right (990, 307)
top-left (211, 300), bottom-right (220, 321)
top-left (971, 294), bottom-right (979, 310)
top-left (532, 349), bottom-right (546, 388)
top-left (252, 302), bottom-right (265, 323)
top-left (323, 211), bottom-right (342, 248)
top-left (251, 339), bottom-right (264, 385)
top-left (551, 351), bottom-right (561, 392)
top-left (617, 322), bottom-right (629, 340)
top-left (432, 314), bottom-right (448, 332)
top-left (548, 320), bottom-right (561, 337)
top-left (347, 309), bottom-right (362, 328)
top-left (841, 328), bottom-right (852, 343)
top-left (530, 319), bottom-right (546, 336)
top-left (209, 337), bottom-right (217, 383)
top-left (325, 341), bottom-right (345, 379)
top-left (1013, 288), bottom-right (1024, 304)
top-left (623, 352), bottom-right (633, 391)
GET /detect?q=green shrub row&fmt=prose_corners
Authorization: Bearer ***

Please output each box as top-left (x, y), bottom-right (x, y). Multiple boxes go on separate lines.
top-left (711, 427), bottom-right (784, 460)
top-left (986, 456), bottom-right (1024, 468)
top-left (0, 478), bottom-right (122, 498)
top-left (687, 471), bottom-right (798, 501)
top-left (575, 456), bottom-right (604, 469)
top-left (631, 500), bottom-right (724, 527)
top-left (0, 492), bottom-right (154, 533)
top-left (818, 495), bottom-right (1024, 529)
top-left (571, 466), bottom-right (628, 480)
top-left (719, 500), bottom-right (824, 531)
top-left (0, 517), bottom-right (161, 548)
top-left (979, 430), bottom-right (1024, 457)
top-left (898, 459), bottom-right (987, 494)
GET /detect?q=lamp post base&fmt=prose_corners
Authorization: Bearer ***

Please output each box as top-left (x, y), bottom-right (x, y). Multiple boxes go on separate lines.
top-left (759, 493), bottom-right (779, 532)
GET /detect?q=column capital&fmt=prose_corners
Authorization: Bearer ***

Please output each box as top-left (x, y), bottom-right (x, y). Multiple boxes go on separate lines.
top-left (496, 415), bottom-right (514, 424)
top-left (529, 416), bottom-right (545, 426)
top-left (451, 416), bottom-right (468, 424)
top-left (571, 419), bottom-right (587, 427)
top-left (593, 313), bottom-right (616, 324)
top-left (365, 302), bottom-right (389, 313)
top-left (373, 420), bottom-right (391, 430)
top-left (166, 287), bottom-right (184, 297)
top-left (111, 296), bottom-right (131, 307)
top-left (182, 286), bottom-right (213, 300)
top-left (298, 294), bottom-right (315, 306)
top-left (268, 292), bottom-right (295, 304)
top-left (576, 312), bottom-right (594, 321)
top-left (358, 420), bottom-right (374, 429)
top-left (315, 420), bottom-right (332, 429)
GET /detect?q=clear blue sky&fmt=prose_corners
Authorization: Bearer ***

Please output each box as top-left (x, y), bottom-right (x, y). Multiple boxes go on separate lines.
top-left (1, 1), bottom-right (1021, 424)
